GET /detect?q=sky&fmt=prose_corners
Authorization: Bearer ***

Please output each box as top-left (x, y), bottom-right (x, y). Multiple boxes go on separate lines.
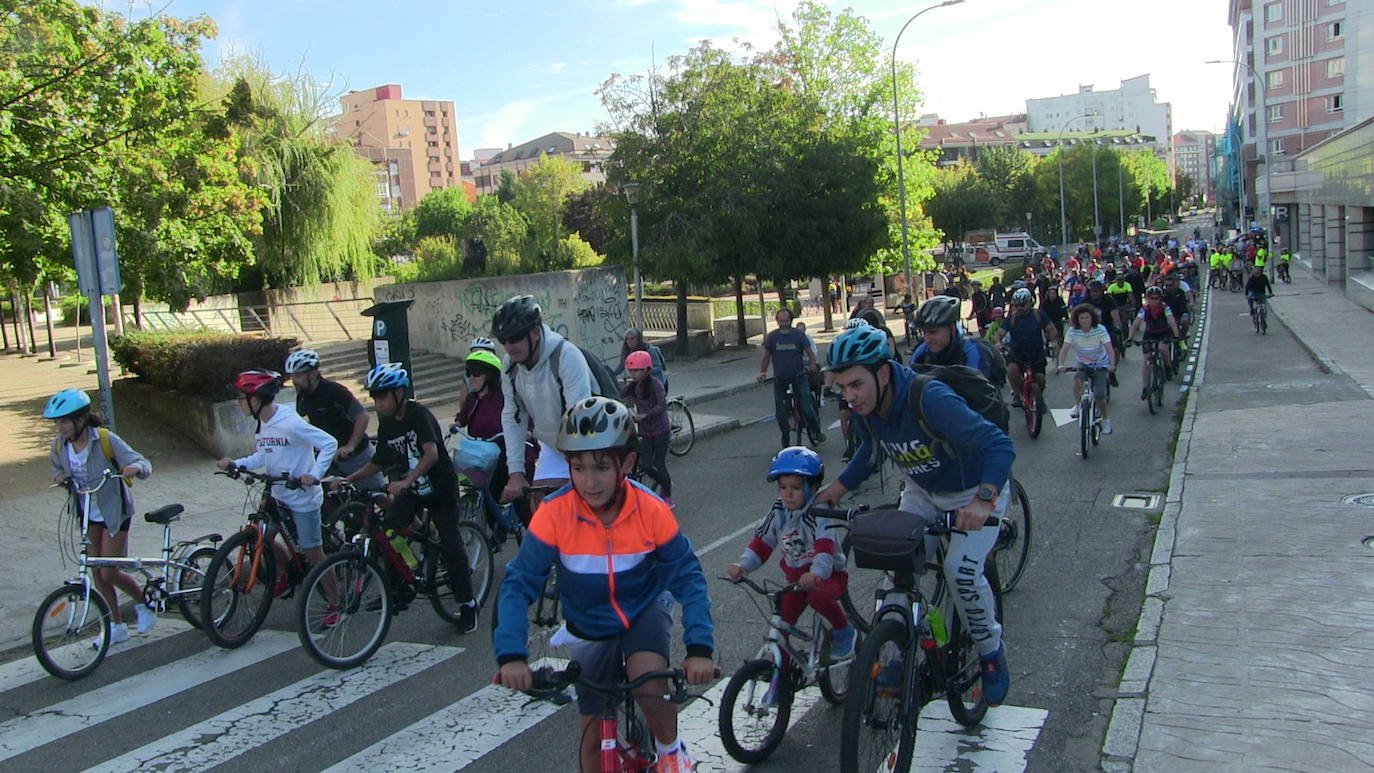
top-left (106, 0), bottom-right (1236, 156)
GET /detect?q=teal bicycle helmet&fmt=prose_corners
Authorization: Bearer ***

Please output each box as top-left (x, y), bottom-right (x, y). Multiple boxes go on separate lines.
top-left (364, 362), bottom-right (410, 392)
top-left (43, 389), bottom-right (92, 419)
top-left (826, 326), bottom-right (892, 372)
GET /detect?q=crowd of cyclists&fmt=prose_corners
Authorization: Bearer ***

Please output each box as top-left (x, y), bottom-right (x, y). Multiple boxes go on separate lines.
top-left (37, 220), bottom-right (1276, 770)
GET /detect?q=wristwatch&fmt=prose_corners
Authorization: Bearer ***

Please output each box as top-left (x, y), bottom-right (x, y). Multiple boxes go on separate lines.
top-left (974, 484), bottom-right (998, 504)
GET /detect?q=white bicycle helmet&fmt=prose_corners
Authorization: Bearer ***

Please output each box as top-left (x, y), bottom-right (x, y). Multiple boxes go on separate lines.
top-left (842, 318), bottom-right (871, 330)
top-left (470, 336), bottom-right (496, 353)
top-left (284, 349), bottom-right (320, 374)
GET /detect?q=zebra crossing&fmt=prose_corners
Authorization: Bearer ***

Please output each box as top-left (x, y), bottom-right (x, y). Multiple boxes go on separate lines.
top-left (0, 619), bottom-right (1047, 772)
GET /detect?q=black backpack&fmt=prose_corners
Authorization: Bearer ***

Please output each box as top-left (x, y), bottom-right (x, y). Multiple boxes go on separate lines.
top-left (908, 364), bottom-right (1010, 456)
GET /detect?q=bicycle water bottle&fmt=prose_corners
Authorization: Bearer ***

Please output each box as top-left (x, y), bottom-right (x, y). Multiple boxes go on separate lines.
top-left (927, 607), bottom-right (949, 647)
top-left (386, 529), bottom-right (419, 569)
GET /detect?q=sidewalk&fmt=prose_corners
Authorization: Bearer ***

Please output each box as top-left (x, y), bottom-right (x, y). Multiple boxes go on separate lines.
top-left (1102, 274), bottom-right (1374, 770)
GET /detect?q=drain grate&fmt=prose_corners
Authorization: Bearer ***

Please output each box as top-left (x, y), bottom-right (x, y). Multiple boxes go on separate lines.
top-left (1112, 494), bottom-right (1163, 510)
top-left (1341, 494), bottom-right (1374, 508)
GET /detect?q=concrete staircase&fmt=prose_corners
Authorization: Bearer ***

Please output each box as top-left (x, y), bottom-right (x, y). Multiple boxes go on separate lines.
top-left (310, 340), bottom-right (466, 407)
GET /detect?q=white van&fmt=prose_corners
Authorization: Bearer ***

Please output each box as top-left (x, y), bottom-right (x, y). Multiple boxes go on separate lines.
top-left (994, 232), bottom-right (1044, 262)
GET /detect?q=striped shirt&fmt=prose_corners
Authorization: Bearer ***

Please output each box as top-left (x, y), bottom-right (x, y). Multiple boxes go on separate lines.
top-left (1065, 325), bottom-right (1112, 368)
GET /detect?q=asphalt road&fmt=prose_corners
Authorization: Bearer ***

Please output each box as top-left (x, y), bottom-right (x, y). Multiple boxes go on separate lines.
top-left (0, 299), bottom-right (1199, 773)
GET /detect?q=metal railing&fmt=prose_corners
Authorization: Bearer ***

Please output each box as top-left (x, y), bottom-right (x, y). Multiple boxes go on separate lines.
top-left (125, 298), bottom-right (374, 342)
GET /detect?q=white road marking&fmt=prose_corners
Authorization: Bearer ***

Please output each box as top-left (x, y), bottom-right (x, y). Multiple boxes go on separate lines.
top-left (828, 419), bottom-right (842, 431)
top-left (0, 618), bottom-right (193, 693)
top-left (911, 703), bottom-right (1049, 772)
top-left (694, 520), bottom-right (762, 558)
top-left (323, 657), bottom-right (568, 773)
top-left (0, 631), bottom-right (298, 763)
top-left (684, 675), bottom-right (825, 772)
top-left (1049, 408), bottom-right (1077, 428)
top-left (82, 643), bottom-right (461, 773)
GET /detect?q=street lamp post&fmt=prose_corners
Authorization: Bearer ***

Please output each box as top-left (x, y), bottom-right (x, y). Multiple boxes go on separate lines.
top-left (1091, 132), bottom-right (1101, 243)
top-left (623, 182), bottom-right (645, 329)
top-left (1206, 59), bottom-right (1271, 251)
top-left (1057, 112), bottom-right (1097, 253)
top-left (891, 0), bottom-right (965, 301)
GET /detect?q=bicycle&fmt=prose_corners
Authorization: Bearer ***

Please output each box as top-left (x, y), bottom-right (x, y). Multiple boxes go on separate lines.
top-left (32, 470), bottom-right (223, 681)
top-left (1250, 294), bottom-right (1270, 334)
top-left (812, 506), bottom-right (1002, 773)
top-left (717, 575), bottom-right (858, 763)
top-left (1063, 365), bottom-right (1106, 459)
top-left (198, 466), bottom-right (345, 649)
top-left (992, 478), bottom-right (1032, 594)
top-left (1133, 340), bottom-right (1167, 414)
top-left (1010, 354), bottom-right (1045, 439)
top-left (1277, 261), bottom-right (1291, 284)
top-left (1228, 269), bottom-right (1244, 293)
top-left (295, 481), bottom-right (494, 668)
top-left (666, 396), bottom-right (695, 456)
top-left (523, 661), bottom-right (715, 772)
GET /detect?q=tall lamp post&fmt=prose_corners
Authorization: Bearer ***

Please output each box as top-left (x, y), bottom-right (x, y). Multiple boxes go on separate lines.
top-left (1207, 58), bottom-right (1270, 247)
top-left (623, 182), bottom-right (645, 329)
top-left (891, 0), bottom-right (965, 299)
top-left (1091, 131), bottom-right (1101, 242)
top-left (1057, 112), bottom-right (1098, 252)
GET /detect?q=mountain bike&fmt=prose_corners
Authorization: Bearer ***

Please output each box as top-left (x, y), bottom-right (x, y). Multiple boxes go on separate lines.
top-left (198, 466), bottom-right (346, 649)
top-left (717, 575), bottom-right (858, 763)
top-left (32, 470), bottom-right (222, 681)
top-left (813, 506), bottom-right (1002, 773)
top-left (524, 662), bottom-right (716, 772)
top-left (1133, 340), bottom-right (1167, 414)
top-left (1063, 365), bottom-right (1106, 459)
top-left (1250, 294), bottom-right (1270, 334)
top-left (1008, 350), bottom-right (1044, 439)
top-left (296, 481), bottom-right (494, 668)
top-left (667, 396), bottom-right (695, 456)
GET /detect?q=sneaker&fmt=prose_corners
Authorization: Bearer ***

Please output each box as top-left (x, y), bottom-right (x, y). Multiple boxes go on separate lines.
top-left (134, 603), bottom-right (158, 634)
top-left (455, 602), bottom-right (478, 634)
top-left (95, 622), bottom-right (130, 649)
top-left (1010, 394), bottom-right (1023, 408)
top-left (814, 432), bottom-right (827, 444)
top-left (1069, 406), bottom-right (1079, 419)
top-left (979, 643), bottom-right (1010, 706)
top-left (655, 745), bottom-right (696, 772)
top-left (1102, 419), bottom-right (1113, 435)
top-left (829, 626), bottom-right (856, 661)
top-left (874, 657), bottom-right (904, 697)
top-left (1109, 372), bottom-right (1120, 388)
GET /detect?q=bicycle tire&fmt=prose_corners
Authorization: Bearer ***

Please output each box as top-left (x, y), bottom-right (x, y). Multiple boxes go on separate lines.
top-left (457, 489), bottom-right (485, 526)
top-left (818, 625), bottom-right (852, 705)
top-left (994, 479), bottom-right (1032, 593)
top-left (1025, 382), bottom-right (1042, 439)
top-left (1153, 366), bottom-right (1165, 407)
top-left (426, 521), bottom-right (494, 623)
top-left (838, 536), bottom-right (874, 635)
top-left (200, 529), bottom-right (275, 649)
top-left (1260, 305), bottom-right (1268, 335)
top-left (1090, 401), bottom-right (1101, 446)
top-left (525, 574), bottom-right (562, 665)
top-left (667, 398), bottom-right (695, 456)
top-left (32, 583), bottom-right (111, 681)
top-left (1079, 401), bottom-right (1090, 459)
top-left (719, 658), bottom-right (792, 763)
top-left (297, 551), bottom-right (392, 669)
top-left (174, 546), bottom-right (217, 630)
top-left (943, 593), bottom-right (989, 727)
top-left (839, 618), bottom-right (916, 773)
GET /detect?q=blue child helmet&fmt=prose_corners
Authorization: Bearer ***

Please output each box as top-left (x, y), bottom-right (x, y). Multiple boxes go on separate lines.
top-left (364, 362), bottom-right (410, 391)
top-left (43, 389), bottom-right (92, 419)
top-left (767, 446), bottom-right (824, 485)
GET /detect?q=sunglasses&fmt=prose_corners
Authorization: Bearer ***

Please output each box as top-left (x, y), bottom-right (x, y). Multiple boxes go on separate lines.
top-left (465, 368), bottom-right (488, 377)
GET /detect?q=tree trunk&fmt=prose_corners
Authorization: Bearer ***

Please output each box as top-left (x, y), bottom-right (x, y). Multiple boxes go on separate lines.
top-left (110, 293), bottom-right (125, 336)
top-left (132, 296), bottom-right (144, 330)
top-left (822, 276), bottom-right (834, 332)
top-left (10, 289), bottom-right (27, 353)
top-left (756, 277), bottom-right (767, 337)
top-left (42, 287), bottom-right (57, 358)
top-left (23, 290), bottom-right (37, 353)
top-left (0, 295), bottom-right (10, 350)
top-left (674, 280), bottom-right (688, 358)
top-left (733, 276), bottom-right (747, 347)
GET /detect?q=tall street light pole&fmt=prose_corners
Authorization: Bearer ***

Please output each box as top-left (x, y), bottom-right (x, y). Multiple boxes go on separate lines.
top-left (891, 0), bottom-right (965, 300)
top-left (1057, 112), bottom-right (1097, 253)
top-left (624, 182), bottom-right (644, 329)
top-left (1207, 58), bottom-right (1270, 249)
top-left (1091, 132), bottom-right (1101, 242)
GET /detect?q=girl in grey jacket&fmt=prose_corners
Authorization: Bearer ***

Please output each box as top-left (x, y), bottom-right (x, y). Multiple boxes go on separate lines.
top-left (45, 389), bottom-right (155, 644)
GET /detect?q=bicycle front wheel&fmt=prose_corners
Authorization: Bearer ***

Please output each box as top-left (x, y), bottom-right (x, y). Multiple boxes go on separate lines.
top-left (1079, 400), bottom-right (1091, 459)
top-left (33, 583), bottom-right (111, 681)
top-left (200, 529), bottom-right (275, 649)
top-left (995, 480), bottom-right (1032, 593)
top-left (840, 618), bottom-right (917, 773)
top-left (667, 398), bottom-right (695, 456)
top-left (173, 546), bottom-right (218, 630)
top-left (943, 596), bottom-right (989, 727)
top-left (819, 625), bottom-right (853, 705)
top-left (719, 658), bottom-right (792, 763)
top-left (298, 551), bottom-right (391, 669)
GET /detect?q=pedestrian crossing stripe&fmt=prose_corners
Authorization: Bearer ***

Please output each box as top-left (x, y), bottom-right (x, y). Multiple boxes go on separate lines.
top-left (0, 631), bottom-right (299, 763)
top-left (0, 618), bottom-right (193, 694)
top-left (82, 642), bottom-right (462, 773)
top-left (679, 675), bottom-right (823, 771)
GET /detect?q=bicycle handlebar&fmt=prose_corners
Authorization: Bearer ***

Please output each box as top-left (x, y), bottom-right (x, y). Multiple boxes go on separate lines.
top-left (718, 575), bottom-right (801, 598)
top-left (808, 505), bottom-right (999, 534)
top-left (215, 465), bottom-right (302, 489)
top-left (524, 662), bottom-right (694, 705)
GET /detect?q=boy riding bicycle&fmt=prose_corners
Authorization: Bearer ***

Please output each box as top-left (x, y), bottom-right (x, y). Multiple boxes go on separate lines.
top-left (494, 396), bottom-right (715, 773)
top-left (727, 447), bottom-right (855, 662)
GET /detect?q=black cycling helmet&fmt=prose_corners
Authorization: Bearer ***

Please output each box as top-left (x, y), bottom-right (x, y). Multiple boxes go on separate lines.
top-left (914, 296), bottom-right (960, 329)
top-left (1088, 280), bottom-right (1105, 292)
top-left (491, 295), bottom-right (542, 341)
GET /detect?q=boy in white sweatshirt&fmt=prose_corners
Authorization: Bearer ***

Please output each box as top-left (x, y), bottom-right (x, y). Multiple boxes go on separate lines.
top-left (217, 369), bottom-right (338, 595)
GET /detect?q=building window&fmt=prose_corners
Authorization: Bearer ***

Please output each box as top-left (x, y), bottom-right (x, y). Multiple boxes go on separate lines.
top-left (428, 127), bottom-right (437, 134)
top-left (424, 110), bottom-right (435, 117)
top-left (1270, 139), bottom-right (1284, 155)
top-left (1327, 21), bottom-right (1343, 40)
top-left (1265, 2), bottom-right (1282, 22)
top-left (1267, 36), bottom-right (1283, 55)
top-left (1268, 104), bottom-right (1283, 122)
top-left (1328, 94), bottom-right (1344, 112)
top-left (1326, 57), bottom-right (1345, 77)
top-left (428, 156), bottom-right (439, 163)
top-left (1266, 69), bottom-right (1284, 88)
top-left (427, 141), bottom-right (437, 147)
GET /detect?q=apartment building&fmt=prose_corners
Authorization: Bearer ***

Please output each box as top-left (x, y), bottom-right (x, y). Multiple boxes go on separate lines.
top-left (473, 132), bottom-right (614, 196)
top-left (1173, 130), bottom-right (1217, 203)
top-left (1026, 75), bottom-right (1174, 168)
top-left (335, 84), bottom-right (462, 212)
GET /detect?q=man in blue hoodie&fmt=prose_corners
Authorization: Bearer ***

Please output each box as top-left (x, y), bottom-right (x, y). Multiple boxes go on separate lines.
top-left (814, 325), bottom-right (1015, 705)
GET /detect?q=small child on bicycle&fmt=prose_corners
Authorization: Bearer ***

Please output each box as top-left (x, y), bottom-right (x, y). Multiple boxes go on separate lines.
top-left (217, 370), bottom-right (337, 599)
top-left (619, 349), bottom-right (672, 507)
top-left (494, 396), bottom-right (715, 773)
top-left (727, 447), bottom-right (855, 660)
top-left (45, 389), bottom-right (155, 645)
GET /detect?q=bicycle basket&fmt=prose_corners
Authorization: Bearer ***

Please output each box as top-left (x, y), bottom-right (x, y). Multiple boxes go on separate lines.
top-left (849, 509), bottom-right (927, 573)
top-left (447, 431), bottom-right (501, 482)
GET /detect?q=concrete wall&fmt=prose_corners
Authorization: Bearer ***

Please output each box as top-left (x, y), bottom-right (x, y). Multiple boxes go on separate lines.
top-left (374, 266), bottom-right (629, 364)
top-left (113, 378), bottom-right (298, 459)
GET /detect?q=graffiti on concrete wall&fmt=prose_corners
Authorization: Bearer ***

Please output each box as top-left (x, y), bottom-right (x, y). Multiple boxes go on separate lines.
top-left (572, 270), bottom-right (629, 357)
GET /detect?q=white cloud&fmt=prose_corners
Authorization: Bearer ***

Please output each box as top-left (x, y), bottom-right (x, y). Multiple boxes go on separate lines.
top-left (461, 85), bottom-right (602, 150)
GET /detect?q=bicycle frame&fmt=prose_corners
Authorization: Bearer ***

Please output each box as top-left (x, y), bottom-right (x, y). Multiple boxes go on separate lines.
top-left (736, 580), bottom-right (830, 691)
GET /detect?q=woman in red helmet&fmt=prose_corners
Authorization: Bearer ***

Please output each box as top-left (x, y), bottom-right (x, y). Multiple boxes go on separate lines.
top-left (619, 349), bottom-right (673, 507)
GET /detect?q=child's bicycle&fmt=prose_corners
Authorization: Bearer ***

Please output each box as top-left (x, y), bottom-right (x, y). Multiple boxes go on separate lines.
top-left (811, 505), bottom-right (1002, 773)
top-left (717, 575), bottom-right (858, 763)
top-left (198, 466), bottom-right (345, 649)
top-left (523, 661), bottom-right (717, 772)
top-left (32, 470), bottom-right (223, 680)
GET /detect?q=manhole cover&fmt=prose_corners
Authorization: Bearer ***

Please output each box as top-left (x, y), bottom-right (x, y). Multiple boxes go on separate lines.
top-left (1112, 494), bottom-right (1162, 510)
top-left (1341, 494), bottom-right (1374, 507)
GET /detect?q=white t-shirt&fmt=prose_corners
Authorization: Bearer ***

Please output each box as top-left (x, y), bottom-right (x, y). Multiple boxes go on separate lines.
top-left (66, 442), bottom-right (103, 523)
top-left (1065, 325), bottom-right (1112, 368)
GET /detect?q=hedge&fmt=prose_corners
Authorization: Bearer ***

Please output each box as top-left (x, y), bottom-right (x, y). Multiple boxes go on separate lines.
top-left (110, 331), bottom-right (299, 400)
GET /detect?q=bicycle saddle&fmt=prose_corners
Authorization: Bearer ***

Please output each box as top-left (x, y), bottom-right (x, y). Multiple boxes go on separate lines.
top-left (144, 504), bottom-right (185, 524)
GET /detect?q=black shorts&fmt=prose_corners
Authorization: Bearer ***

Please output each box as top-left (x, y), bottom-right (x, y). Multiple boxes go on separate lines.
top-left (1009, 355), bottom-right (1046, 375)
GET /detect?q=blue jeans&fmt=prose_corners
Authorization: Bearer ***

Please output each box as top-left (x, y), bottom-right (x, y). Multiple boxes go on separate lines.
top-left (773, 372), bottom-right (821, 442)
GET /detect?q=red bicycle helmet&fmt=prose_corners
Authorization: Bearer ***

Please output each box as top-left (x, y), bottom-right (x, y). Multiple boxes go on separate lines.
top-left (625, 350), bottom-right (652, 371)
top-left (230, 369), bottom-right (282, 398)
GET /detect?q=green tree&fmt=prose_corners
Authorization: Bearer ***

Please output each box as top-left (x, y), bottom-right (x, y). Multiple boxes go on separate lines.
top-left (561, 185), bottom-right (619, 255)
top-left (496, 168), bottom-right (518, 203)
top-left (975, 145), bottom-right (1037, 228)
top-left (510, 154), bottom-right (589, 270)
top-left (925, 164), bottom-right (1001, 244)
top-left (463, 195), bottom-right (529, 275)
top-left (411, 186), bottom-right (472, 242)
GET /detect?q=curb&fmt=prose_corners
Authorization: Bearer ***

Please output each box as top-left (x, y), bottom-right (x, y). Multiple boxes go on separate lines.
top-left (1099, 283), bottom-right (1214, 771)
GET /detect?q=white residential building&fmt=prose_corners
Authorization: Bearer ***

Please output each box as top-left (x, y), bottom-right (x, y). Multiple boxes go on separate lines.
top-left (1026, 75), bottom-right (1174, 168)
